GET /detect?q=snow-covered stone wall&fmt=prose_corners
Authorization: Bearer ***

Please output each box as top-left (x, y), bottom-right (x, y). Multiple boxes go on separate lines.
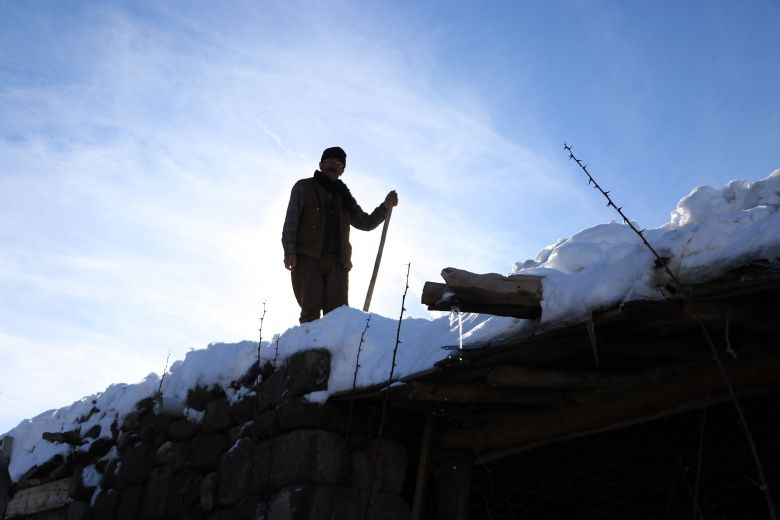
top-left (3, 349), bottom-right (411, 520)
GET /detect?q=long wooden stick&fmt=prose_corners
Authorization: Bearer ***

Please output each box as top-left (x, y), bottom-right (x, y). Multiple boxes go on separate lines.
top-left (363, 206), bottom-right (392, 312)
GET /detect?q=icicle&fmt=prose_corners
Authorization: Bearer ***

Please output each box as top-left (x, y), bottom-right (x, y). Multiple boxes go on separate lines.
top-left (449, 306), bottom-right (464, 351)
top-left (586, 319), bottom-right (599, 366)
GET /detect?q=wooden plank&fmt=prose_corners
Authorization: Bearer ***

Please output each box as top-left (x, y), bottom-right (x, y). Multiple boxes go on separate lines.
top-left (0, 435), bottom-right (11, 520)
top-left (1, 457), bottom-right (10, 520)
top-left (422, 301), bottom-right (542, 320)
top-left (0, 436), bottom-right (13, 466)
top-left (620, 300), bottom-right (762, 322)
top-left (478, 388), bottom-right (770, 464)
top-left (440, 267), bottom-right (543, 307)
top-left (5, 478), bottom-right (72, 518)
top-left (420, 282), bottom-right (450, 307)
top-left (684, 266), bottom-right (780, 300)
top-left (487, 365), bottom-right (643, 389)
top-left (438, 348), bottom-right (780, 456)
top-left (423, 280), bottom-right (531, 317)
top-left (441, 267), bottom-right (542, 304)
top-left (404, 381), bottom-right (573, 407)
top-left (421, 268), bottom-right (543, 318)
top-left (594, 334), bottom-right (712, 359)
top-left (424, 299), bottom-right (542, 319)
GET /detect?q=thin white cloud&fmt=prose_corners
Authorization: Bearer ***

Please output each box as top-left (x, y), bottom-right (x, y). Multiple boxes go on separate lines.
top-left (0, 2), bottom-right (600, 433)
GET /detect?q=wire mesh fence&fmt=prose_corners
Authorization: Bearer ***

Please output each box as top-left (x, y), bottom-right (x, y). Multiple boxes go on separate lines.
top-left (470, 389), bottom-right (780, 519)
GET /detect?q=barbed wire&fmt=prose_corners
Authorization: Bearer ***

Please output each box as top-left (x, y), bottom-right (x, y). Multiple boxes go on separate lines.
top-left (564, 143), bottom-right (775, 518)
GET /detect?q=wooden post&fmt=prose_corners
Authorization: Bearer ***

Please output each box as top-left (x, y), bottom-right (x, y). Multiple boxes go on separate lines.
top-left (0, 436), bottom-right (12, 467)
top-left (411, 415), bottom-right (435, 520)
top-left (433, 455), bottom-right (473, 520)
top-left (363, 206), bottom-right (392, 312)
top-left (0, 437), bottom-right (11, 520)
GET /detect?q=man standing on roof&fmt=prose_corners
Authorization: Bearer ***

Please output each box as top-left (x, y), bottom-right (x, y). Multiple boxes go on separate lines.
top-left (282, 146), bottom-right (399, 323)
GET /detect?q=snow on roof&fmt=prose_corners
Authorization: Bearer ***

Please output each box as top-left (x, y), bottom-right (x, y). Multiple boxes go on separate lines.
top-left (4, 169), bottom-right (779, 482)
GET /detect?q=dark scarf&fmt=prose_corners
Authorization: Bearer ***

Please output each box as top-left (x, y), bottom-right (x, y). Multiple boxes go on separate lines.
top-left (313, 170), bottom-right (357, 213)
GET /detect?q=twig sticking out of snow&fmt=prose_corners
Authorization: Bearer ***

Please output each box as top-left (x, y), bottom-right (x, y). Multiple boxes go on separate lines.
top-left (272, 336), bottom-right (281, 369)
top-left (257, 301), bottom-right (267, 377)
top-left (156, 351), bottom-right (171, 397)
top-left (352, 314), bottom-right (372, 391)
top-left (380, 263), bottom-right (411, 428)
top-left (253, 301), bottom-right (268, 388)
top-left (153, 351), bottom-right (171, 414)
top-left (361, 263), bottom-right (411, 520)
top-left (345, 314), bottom-right (372, 442)
top-left (564, 143), bottom-right (776, 519)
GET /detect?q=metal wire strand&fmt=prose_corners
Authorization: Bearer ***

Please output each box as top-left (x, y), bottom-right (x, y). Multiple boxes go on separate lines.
top-left (564, 143), bottom-right (776, 519)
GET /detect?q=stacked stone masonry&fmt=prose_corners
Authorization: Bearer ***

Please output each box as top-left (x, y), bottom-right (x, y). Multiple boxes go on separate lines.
top-left (3, 349), bottom-right (411, 520)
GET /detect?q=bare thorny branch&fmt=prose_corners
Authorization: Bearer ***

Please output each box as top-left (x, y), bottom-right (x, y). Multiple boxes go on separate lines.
top-left (353, 314), bottom-right (373, 391)
top-left (152, 351), bottom-right (172, 415)
top-left (156, 351), bottom-right (171, 398)
top-left (258, 301), bottom-right (267, 356)
top-left (272, 336), bottom-right (281, 369)
top-left (256, 301), bottom-right (267, 384)
top-left (564, 143), bottom-right (776, 519)
top-left (346, 314), bottom-right (372, 441)
top-left (361, 263), bottom-right (411, 520)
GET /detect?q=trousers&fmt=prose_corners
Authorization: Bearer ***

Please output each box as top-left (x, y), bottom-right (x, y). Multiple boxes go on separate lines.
top-left (291, 253), bottom-right (349, 323)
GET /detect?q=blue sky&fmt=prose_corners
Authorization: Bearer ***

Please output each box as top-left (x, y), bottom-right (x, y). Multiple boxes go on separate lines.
top-left (1, 0), bottom-right (778, 433)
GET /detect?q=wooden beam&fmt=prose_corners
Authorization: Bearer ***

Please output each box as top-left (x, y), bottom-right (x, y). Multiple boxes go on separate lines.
top-left (594, 334), bottom-right (712, 359)
top-left (0, 436), bottom-right (12, 467)
top-left (420, 282), bottom-right (450, 307)
top-left (440, 267), bottom-right (542, 307)
top-left (5, 478), bottom-right (73, 518)
top-left (620, 300), bottom-right (763, 322)
top-left (477, 388), bottom-right (770, 464)
top-left (420, 282), bottom-right (542, 319)
top-left (1, 449), bottom-right (10, 520)
top-left (403, 381), bottom-right (574, 407)
top-left (684, 267), bottom-right (780, 300)
top-left (438, 349), bottom-right (780, 456)
top-left (421, 267), bottom-right (543, 319)
top-left (486, 362), bottom-right (698, 389)
top-left (487, 365), bottom-right (644, 389)
top-left (424, 300), bottom-right (542, 319)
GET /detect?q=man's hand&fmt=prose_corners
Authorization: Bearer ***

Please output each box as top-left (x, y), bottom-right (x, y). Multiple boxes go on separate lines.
top-left (284, 254), bottom-right (297, 271)
top-left (382, 190), bottom-right (399, 210)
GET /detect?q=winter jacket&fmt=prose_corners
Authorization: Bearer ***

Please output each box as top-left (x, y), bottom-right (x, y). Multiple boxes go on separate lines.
top-left (282, 175), bottom-right (387, 270)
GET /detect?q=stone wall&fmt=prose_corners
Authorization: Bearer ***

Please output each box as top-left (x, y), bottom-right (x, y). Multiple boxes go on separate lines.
top-left (5, 349), bottom-right (411, 520)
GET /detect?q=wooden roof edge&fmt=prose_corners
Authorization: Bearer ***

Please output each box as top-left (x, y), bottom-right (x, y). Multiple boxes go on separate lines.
top-left (328, 264), bottom-right (780, 399)
top-left (682, 261), bottom-right (780, 300)
top-left (427, 263), bottom-right (780, 370)
top-left (436, 347), bottom-right (780, 457)
top-left (328, 366), bottom-right (443, 402)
